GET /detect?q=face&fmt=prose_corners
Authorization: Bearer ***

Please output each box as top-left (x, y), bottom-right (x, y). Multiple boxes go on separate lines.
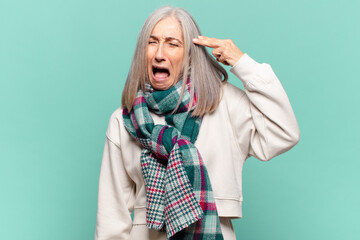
top-left (147, 17), bottom-right (185, 90)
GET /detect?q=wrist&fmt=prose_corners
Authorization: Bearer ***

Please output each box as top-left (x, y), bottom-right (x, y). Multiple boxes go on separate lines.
top-left (229, 51), bottom-right (245, 67)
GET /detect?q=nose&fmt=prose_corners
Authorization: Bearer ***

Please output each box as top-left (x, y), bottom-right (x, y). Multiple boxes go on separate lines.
top-left (155, 43), bottom-right (165, 62)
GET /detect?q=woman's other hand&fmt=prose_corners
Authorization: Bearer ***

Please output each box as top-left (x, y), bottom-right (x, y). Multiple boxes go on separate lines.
top-left (193, 36), bottom-right (244, 67)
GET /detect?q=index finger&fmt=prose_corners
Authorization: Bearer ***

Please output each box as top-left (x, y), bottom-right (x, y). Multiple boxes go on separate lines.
top-left (192, 36), bottom-right (222, 48)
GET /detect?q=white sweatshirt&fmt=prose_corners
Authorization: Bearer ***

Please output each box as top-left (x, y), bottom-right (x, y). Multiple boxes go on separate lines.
top-left (95, 53), bottom-right (300, 240)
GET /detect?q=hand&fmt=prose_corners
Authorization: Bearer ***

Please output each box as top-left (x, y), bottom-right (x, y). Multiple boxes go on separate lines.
top-left (192, 36), bottom-right (244, 67)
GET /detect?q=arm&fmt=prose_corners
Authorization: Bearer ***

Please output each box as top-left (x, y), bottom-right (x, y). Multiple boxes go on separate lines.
top-left (228, 54), bottom-right (300, 161)
top-left (95, 115), bottom-right (136, 239)
top-left (193, 36), bottom-right (300, 161)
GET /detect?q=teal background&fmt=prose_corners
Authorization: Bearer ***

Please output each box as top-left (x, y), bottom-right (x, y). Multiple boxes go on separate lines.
top-left (1, 0), bottom-right (359, 239)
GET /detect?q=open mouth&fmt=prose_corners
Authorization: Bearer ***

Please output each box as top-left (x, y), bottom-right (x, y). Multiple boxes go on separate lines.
top-left (152, 66), bottom-right (170, 80)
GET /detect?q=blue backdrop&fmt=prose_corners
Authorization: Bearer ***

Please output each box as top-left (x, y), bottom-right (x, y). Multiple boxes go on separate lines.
top-left (1, 0), bottom-right (359, 239)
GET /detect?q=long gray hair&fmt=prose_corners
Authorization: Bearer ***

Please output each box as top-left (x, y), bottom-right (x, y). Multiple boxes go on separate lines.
top-left (122, 6), bottom-right (228, 116)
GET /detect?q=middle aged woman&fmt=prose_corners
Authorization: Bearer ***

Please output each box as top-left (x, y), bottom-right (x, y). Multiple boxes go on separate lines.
top-left (95, 6), bottom-right (300, 240)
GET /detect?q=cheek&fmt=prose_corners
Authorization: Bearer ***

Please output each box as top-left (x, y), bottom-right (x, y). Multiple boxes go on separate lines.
top-left (174, 58), bottom-right (184, 72)
top-left (171, 52), bottom-right (184, 69)
top-left (147, 47), bottom-right (156, 60)
top-left (147, 50), bottom-right (154, 73)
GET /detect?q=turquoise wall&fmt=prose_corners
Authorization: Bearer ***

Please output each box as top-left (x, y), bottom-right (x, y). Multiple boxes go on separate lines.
top-left (1, 0), bottom-right (359, 239)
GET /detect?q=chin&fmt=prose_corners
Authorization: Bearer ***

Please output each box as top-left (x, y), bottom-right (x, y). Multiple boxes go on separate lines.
top-left (150, 80), bottom-right (174, 90)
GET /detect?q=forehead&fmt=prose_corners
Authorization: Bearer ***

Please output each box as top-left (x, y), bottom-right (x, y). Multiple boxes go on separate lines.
top-left (151, 17), bottom-right (183, 40)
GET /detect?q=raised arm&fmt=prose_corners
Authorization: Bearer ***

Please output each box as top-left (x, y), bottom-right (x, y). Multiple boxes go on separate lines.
top-left (229, 54), bottom-right (300, 160)
top-left (193, 36), bottom-right (300, 161)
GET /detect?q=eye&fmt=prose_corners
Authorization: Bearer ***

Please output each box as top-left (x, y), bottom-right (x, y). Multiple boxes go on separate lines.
top-left (148, 41), bottom-right (157, 45)
top-left (169, 43), bottom-right (179, 47)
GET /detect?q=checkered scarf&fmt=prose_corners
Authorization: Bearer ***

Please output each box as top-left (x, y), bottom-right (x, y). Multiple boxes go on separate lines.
top-left (122, 78), bottom-right (223, 239)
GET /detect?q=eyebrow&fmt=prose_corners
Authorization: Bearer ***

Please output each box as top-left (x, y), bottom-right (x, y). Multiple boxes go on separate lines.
top-left (150, 35), bottom-right (183, 44)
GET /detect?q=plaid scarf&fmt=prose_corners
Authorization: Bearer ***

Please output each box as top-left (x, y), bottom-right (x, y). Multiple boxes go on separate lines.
top-left (122, 78), bottom-right (223, 240)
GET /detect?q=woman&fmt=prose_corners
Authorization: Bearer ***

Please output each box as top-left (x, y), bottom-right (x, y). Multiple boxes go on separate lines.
top-left (95, 6), bottom-right (300, 240)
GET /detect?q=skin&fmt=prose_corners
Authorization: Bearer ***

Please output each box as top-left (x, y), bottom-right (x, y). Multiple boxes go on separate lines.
top-left (193, 36), bottom-right (244, 67)
top-left (147, 17), bottom-right (245, 90)
top-left (147, 17), bottom-right (185, 90)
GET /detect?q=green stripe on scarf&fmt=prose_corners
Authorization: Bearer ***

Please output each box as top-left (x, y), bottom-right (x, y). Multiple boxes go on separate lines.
top-left (123, 78), bottom-right (223, 239)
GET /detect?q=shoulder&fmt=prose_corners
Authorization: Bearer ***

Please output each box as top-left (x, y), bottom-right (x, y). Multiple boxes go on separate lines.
top-left (212, 82), bottom-right (251, 121)
top-left (221, 82), bottom-right (247, 105)
top-left (105, 107), bottom-right (124, 148)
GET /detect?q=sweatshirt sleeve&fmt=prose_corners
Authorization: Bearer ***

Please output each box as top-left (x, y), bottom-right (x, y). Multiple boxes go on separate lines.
top-left (228, 53), bottom-right (300, 161)
top-left (95, 113), bottom-right (136, 239)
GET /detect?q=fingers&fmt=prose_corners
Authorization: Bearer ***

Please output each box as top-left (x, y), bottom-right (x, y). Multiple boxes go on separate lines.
top-left (216, 53), bottom-right (230, 66)
top-left (192, 36), bottom-right (222, 48)
top-left (197, 37), bottom-right (229, 66)
top-left (193, 35), bottom-right (244, 67)
top-left (212, 48), bottom-right (222, 58)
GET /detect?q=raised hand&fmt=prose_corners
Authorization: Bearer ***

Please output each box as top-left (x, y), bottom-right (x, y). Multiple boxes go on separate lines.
top-left (193, 36), bottom-right (244, 67)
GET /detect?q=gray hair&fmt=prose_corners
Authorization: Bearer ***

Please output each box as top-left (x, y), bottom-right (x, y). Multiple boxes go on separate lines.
top-left (122, 6), bottom-right (228, 116)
